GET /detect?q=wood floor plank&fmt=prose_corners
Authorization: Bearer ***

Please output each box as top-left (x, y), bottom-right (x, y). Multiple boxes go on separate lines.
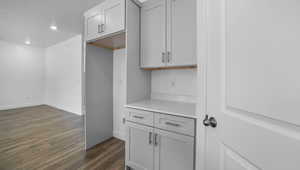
top-left (0, 105), bottom-right (125, 170)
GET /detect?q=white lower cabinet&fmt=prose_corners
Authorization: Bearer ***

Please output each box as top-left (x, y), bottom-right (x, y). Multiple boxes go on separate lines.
top-left (126, 122), bottom-right (154, 170)
top-left (154, 129), bottom-right (194, 170)
top-left (125, 108), bottom-right (195, 170)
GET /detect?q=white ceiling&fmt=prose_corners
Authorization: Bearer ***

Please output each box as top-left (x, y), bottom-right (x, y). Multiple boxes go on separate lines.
top-left (0, 0), bottom-right (105, 47)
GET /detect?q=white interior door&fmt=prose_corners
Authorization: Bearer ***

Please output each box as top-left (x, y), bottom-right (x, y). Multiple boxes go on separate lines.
top-left (204, 0), bottom-right (300, 170)
top-left (141, 0), bottom-right (166, 68)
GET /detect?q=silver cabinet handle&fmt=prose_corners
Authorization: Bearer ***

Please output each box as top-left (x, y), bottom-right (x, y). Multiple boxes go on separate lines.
top-left (98, 24), bottom-right (105, 33)
top-left (133, 115), bottom-right (144, 119)
top-left (98, 24), bottom-right (102, 33)
top-left (167, 51), bottom-right (171, 63)
top-left (165, 122), bottom-right (181, 127)
top-left (162, 52), bottom-right (166, 63)
top-left (154, 133), bottom-right (158, 146)
top-left (101, 23), bottom-right (105, 32)
top-left (149, 132), bottom-right (153, 144)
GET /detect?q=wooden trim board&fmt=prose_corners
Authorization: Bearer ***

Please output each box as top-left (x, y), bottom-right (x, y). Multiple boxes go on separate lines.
top-left (142, 65), bottom-right (197, 70)
top-left (88, 32), bottom-right (126, 50)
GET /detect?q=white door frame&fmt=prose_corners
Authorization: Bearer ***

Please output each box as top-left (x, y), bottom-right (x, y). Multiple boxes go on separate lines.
top-left (196, 0), bottom-right (208, 169)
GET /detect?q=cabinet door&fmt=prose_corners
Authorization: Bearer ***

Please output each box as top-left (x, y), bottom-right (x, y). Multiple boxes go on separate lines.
top-left (86, 13), bottom-right (104, 41)
top-left (166, 0), bottom-right (197, 66)
top-left (126, 122), bottom-right (154, 170)
top-left (102, 0), bottom-right (125, 36)
top-left (154, 129), bottom-right (194, 170)
top-left (141, 0), bottom-right (166, 68)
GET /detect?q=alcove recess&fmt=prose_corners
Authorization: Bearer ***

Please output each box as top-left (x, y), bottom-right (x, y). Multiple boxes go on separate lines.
top-left (87, 32), bottom-right (126, 50)
top-left (84, 0), bottom-right (151, 149)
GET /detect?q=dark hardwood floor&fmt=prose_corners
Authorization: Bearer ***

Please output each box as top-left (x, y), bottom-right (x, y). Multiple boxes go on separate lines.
top-left (0, 105), bottom-right (125, 170)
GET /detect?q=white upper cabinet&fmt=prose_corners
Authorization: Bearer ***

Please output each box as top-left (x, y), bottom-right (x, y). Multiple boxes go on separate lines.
top-left (141, 0), bottom-right (166, 68)
top-left (102, 0), bottom-right (125, 36)
top-left (85, 0), bottom-right (125, 42)
top-left (141, 0), bottom-right (197, 68)
top-left (166, 0), bottom-right (196, 66)
top-left (86, 12), bottom-right (104, 41)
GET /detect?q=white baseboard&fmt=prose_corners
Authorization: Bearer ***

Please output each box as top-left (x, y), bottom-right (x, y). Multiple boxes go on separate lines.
top-left (113, 130), bottom-right (126, 141)
top-left (0, 103), bottom-right (43, 111)
top-left (0, 103), bottom-right (82, 117)
top-left (45, 104), bottom-right (82, 115)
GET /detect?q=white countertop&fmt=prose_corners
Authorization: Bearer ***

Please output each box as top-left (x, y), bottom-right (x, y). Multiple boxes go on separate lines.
top-left (125, 99), bottom-right (197, 118)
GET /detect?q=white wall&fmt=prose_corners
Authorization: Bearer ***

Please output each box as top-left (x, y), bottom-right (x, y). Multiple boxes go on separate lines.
top-left (151, 69), bottom-right (198, 103)
top-left (0, 40), bottom-right (45, 110)
top-left (113, 49), bottom-right (126, 140)
top-left (45, 35), bottom-right (82, 115)
top-left (85, 45), bottom-right (113, 148)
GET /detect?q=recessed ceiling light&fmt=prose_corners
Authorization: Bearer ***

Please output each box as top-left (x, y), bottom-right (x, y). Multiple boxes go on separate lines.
top-left (50, 25), bottom-right (57, 31)
top-left (25, 40), bottom-right (31, 45)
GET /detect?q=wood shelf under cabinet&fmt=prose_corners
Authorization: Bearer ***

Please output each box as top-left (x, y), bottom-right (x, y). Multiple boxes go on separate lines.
top-left (88, 32), bottom-right (126, 50)
top-left (142, 65), bottom-right (197, 71)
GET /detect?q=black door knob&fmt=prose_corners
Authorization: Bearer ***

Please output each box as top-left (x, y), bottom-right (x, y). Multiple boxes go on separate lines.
top-left (203, 115), bottom-right (210, 126)
top-left (203, 115), bottom-right (217, 128)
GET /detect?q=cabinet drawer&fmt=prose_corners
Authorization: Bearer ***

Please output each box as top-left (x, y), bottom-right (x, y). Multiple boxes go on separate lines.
top-left (126, 108), bottom-right (154, 126)
top-left (155, 114), bottom-right (195, 136)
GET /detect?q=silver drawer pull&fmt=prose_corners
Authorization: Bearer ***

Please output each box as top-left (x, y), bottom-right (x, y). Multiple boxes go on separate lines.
top-left (133, 115), bottom-right (144, 119)
top-left (154, 133), bottom-right (158, 146)
top-left (101, 23), bottom-right (105, 32)
top-left (162, 52), bottom-right (166, 63)
top-left (167, 51), bottom-right (171, 63)
top-left (149, 132), bottom-right (153, 144)
top-left (165, 122), bottom-right (181, 127)
top-left (98, 24), bottom-right (102, 33)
